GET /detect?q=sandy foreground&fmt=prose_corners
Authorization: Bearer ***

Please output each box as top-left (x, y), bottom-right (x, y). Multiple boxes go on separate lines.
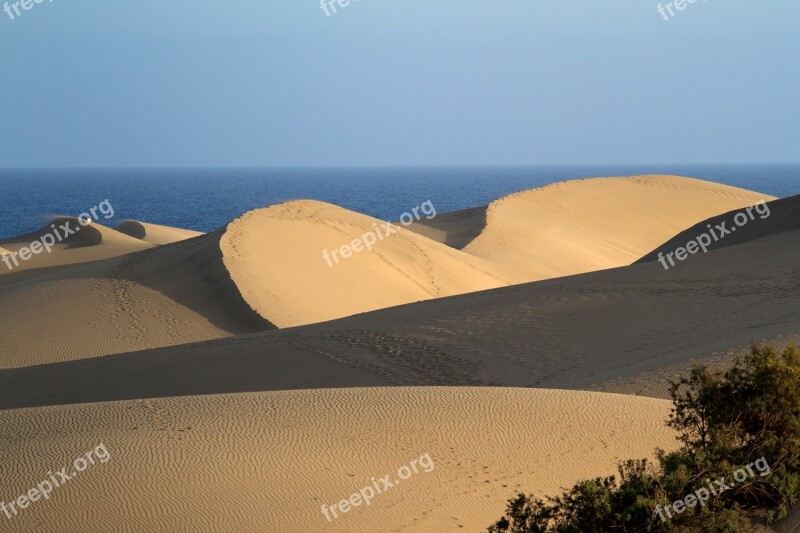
top-left (0, 175), bottom-right (796, 532)
top-left (0, 388), bottom-right (676, 533)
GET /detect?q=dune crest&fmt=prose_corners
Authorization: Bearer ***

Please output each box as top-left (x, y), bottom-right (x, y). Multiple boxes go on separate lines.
top-left (117, 220), bottom-right (204, 245)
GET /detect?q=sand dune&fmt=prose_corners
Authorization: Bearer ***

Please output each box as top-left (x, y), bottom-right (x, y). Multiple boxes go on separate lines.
top-left (0, 388), bottom-right (677, 533)
top-left (116, 220), bottom-right (204, 245)
top-left (0, 217), bottom-right (153, 280)
top-left (0, 229), bottom-right (267, 369)
top-left (219, 200), bottom-right (525, 328)
top-left (0, 179), bottom-right (788, 388)
top-left (0, 176), bottom-right (775, 367)
top-left (221, 176), bottom-right (773, 327)
top-left (4, 222), bottom-right (798, 409)
top-left (0, 176), bottom-right (796, 532)
top-left (457, 175), bottom-right (774, 280)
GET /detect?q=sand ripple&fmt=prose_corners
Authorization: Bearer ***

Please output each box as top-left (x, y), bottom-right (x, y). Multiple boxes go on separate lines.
top-left (0, 388), bottom-right (675, 532)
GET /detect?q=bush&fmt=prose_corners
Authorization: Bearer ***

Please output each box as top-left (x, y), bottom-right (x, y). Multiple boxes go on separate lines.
top-left (488, 343), bottom-right (800, 532)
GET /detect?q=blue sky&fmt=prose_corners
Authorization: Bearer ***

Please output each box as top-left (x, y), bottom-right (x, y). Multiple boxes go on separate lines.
top-left (0, 0), bottom-right (798, 167)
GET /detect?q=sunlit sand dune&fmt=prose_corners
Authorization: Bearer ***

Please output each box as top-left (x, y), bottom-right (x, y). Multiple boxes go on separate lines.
top-left (456, 175), bottom-right (774, 279)
top-left (220, 200), bottom-right (526, 328)
top-left (223, 176), bottom-right (772, 327)
top-left (0, 388), bottom-right (677, 533)
top-left (0, 177), bottom-right (796, 533)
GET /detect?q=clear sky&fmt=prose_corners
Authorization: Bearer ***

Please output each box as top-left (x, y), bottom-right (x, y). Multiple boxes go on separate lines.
top-left (1, 0), bottom-right (798, 167)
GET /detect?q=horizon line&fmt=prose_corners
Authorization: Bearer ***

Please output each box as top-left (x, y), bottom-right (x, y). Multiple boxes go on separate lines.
top-left (1, 162), bottom-right (799, 171)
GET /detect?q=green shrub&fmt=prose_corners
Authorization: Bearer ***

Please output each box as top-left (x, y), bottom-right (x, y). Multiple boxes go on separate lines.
top-left (488, 343), bottom-right (800, 532)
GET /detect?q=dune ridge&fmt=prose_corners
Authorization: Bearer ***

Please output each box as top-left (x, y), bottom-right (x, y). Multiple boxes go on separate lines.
top-left (0, 217), bottom-right (153, 277)
top-left (116, 220), bottom-right (204, 245)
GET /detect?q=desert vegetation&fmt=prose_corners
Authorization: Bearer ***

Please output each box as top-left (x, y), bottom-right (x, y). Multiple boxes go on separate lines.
top-left (488, 343), bottom-right (800, 532)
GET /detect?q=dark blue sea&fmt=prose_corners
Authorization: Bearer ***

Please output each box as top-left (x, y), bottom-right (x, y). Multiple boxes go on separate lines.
top-left (1, 165), bottom-right (798, 238)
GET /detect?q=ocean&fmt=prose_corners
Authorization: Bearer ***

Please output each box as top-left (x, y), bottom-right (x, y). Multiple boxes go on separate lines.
top-left (1, 165), bottom-right (798, 238)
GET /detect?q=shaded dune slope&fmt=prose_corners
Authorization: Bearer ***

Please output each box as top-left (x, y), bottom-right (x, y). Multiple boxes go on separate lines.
top-left (406, 205), bottom-right (487, 249)
top-left (3, 225), bottom-right (797, 409)
top-left (0, 229), bottom-right (270, 368)
top-left (637, 193), bottom-right (800, 263)
top-left (116, 219), bottom-right (204, 245)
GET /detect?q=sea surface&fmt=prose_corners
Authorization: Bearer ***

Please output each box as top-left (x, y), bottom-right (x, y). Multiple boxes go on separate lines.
top-left (1, 165), bottom-right (798, 238)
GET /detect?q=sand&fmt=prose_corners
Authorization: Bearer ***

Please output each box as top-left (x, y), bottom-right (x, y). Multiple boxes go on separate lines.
top-left (220, 200), bottom-right (529, 328)
top-left (406, 205), bottom-right (487, 249)
top-left (0, 217), bottom-right (153, 277)
top-left (0, 175), bottom-right (796, 532)
top-left (116, 220), bottom-right (204, 245)
top-left (222, 176), bottom-right (772, 328)
top-left (457, 175), bottom-right (774, 279)
top-left (638, 193), bottom-right (800, 263)
top-left (5, 222), bottom-right (797, 409)
top-left (0, 388), bottom-right (677, 533)
top-left (0, 176), bottom-right (774, 367)
top-left (0, 229), bottom-right (267, 369)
